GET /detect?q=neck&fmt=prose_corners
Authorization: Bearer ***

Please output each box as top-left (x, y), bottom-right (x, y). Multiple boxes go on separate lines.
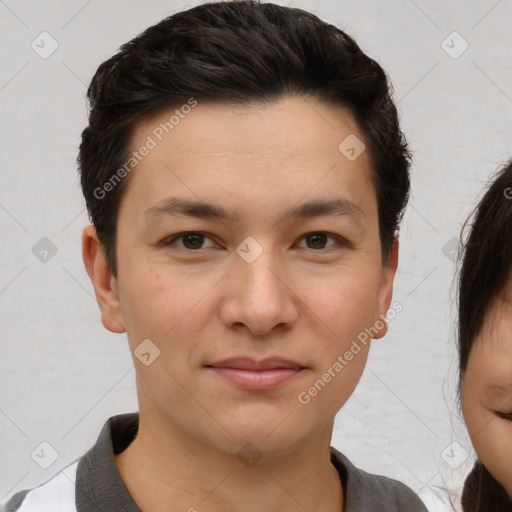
top-left (115, 410), bottom-right (344, 512)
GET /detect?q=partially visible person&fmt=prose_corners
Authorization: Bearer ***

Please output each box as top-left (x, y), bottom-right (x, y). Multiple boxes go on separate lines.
top-left (457, 158), bottom-right (512, 512)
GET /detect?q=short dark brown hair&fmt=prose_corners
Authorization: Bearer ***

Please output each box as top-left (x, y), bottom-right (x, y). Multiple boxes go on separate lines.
top-left (78, 0), bottom-right (411, 276)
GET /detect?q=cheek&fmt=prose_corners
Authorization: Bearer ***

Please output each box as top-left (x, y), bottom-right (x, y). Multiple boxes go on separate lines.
top-left (468, 417), bottom-right (512, 497)
top-left (294, 273), bottom-right (376, 389)
top-left (117, 259), bottom-right (212, 347)
top-left (311, 270), bottom-right (382, 338)
top-left (462, 380), bottom-right (512, 498)
top-left (461, 377), bottom-right (489, 448)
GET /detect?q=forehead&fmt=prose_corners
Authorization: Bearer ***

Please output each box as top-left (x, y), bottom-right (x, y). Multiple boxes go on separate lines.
top-left (480, 292), bottom-right (512, 346)
top-left (468, 293), bottom-right (512, 383)
top-left (121, 97), bottom-right (377, 220)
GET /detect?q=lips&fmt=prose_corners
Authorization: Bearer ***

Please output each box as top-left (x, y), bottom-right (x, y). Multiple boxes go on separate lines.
top-left (205, 357), bottom-right (306, 390)
top-left (206, 357), bottom-right (304, 371)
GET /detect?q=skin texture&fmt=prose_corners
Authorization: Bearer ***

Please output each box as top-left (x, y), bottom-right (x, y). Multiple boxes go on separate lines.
top-left (462, 281), bottom-right (512, 501)
top-left (82, 96), bottom-right (398, 512)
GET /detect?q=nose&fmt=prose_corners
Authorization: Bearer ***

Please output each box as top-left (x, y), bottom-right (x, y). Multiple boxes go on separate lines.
top-left (219, 249), bottom-right (299, 337)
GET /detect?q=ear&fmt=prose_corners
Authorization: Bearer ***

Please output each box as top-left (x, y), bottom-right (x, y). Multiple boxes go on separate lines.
top-left (372, 236), bottom-right (399, 340)
top-left (82, 224), bottom-right (126, 333)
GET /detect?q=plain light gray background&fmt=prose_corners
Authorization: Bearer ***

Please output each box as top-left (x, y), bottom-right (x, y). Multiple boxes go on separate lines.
top-left (1, 0), bottom-right (511, 505)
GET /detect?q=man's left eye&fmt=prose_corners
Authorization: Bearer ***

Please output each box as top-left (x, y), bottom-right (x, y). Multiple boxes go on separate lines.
top-left (297, 232), bottom-right (344, 250)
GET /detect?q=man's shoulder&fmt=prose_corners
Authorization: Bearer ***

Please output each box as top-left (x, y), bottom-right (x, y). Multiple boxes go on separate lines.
top-left (1, 460), bottom-right (79, 512)
top-left (330, 447), bottom-right (429, 511)
top-left (1, 413), bottom-right (140, 512)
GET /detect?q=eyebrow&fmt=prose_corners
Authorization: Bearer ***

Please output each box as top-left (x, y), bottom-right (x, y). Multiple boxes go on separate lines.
top-left (483, 381), bottom-right (512, 406)
top-left (144, 197), bottom-right (365, 223)
top-left (489, 383), bottom-right (512, 396)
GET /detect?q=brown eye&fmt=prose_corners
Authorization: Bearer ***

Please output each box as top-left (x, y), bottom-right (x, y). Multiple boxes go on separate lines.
top-left (182, 233), bottom-right (204, 249)
top-left (297, 232), bottom-right (345, 250)
top-left (306, 233), bottom-right (328, 249)
top-left (163, 232), bottom-right (217, 250)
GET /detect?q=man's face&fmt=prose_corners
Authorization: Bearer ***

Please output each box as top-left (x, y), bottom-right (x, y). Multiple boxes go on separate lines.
top-left (94, 96), bottom-right (397, 455)
top-left (462, 279), bottom-right (512, 500)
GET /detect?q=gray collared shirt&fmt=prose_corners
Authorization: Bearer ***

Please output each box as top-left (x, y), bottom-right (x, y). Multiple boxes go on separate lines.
top-left (3, 413), bottom-right (428, 512)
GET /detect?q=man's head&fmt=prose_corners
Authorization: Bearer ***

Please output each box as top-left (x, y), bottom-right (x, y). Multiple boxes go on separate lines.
top-left (80, 0), bottom-right (410, 459)
top-left (79, 0), bottom-right (410, 277)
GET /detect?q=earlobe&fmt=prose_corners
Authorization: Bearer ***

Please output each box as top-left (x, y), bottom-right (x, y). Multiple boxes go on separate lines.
top-left (82, 225), bottom-right (126, 334)
top-left (373, 237), bottom-right (399, 340)
top-left (372, 313), bottom-right (389, 340)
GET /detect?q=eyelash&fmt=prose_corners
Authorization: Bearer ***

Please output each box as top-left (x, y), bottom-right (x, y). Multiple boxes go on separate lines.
top-left (494, 411), bottom-right (512, 421)
top-left (162, 231), bottom-right (348, 252)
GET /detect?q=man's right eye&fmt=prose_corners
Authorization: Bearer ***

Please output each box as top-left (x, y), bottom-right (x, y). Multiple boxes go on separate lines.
top-left (163, 232), bottom-right (218, 250)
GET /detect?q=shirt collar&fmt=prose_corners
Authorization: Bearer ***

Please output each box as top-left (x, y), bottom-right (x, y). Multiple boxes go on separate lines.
top-left (76, 413), bottom-right (359, 512)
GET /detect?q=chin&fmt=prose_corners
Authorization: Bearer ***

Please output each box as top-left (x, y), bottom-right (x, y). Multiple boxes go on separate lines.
top-left (215, 418), bottom-right (306, 455)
